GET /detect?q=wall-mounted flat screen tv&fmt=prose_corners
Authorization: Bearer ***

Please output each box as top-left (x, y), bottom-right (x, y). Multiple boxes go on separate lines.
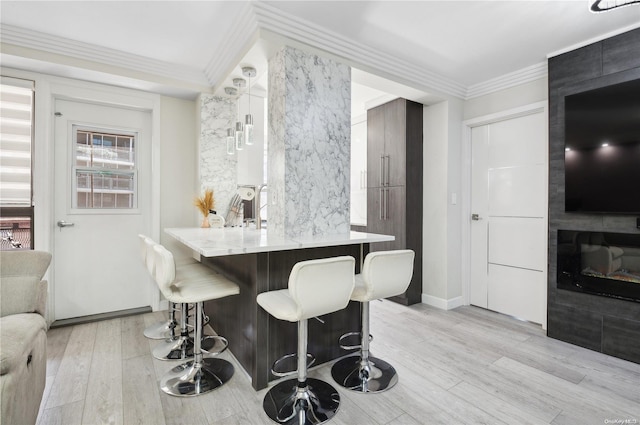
top-left (564, 78), bottom-right (640, 214)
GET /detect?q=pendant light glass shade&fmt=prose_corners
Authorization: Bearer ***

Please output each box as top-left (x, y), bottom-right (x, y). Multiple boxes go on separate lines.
top-left (244, 114), bottom-right (254, 146)
top-left (242, 66), bottom-right (257, 147)
top-left (235, 121), bottom-right (244, 150)
top-left (226, 128), bottom-right (235, 155)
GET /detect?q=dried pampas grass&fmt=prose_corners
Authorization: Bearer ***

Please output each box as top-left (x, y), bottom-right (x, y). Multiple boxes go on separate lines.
top-left (194, 189), bottom-right (215, 216)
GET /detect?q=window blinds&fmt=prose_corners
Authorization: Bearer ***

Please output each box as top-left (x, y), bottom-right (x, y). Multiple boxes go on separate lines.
top-left (0, 77), bottom-right (34, 206)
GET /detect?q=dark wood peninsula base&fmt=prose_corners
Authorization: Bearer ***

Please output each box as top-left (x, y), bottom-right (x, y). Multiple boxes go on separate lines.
top-left (202, 244), bottom-right (367, 390)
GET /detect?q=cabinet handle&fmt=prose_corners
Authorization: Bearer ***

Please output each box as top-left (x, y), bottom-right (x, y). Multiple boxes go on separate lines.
top-left (385, 155), bottom-right (391, 186)
top-left (384, 188), bottom-right (389, 220)
top-left (379, 155), bottom-right (384, 187)
top-left (379, 188), bottom-right (383, 220)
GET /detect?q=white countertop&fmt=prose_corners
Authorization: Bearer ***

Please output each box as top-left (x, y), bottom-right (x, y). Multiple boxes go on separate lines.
top-left (165, 227), bottom-right (394, 257)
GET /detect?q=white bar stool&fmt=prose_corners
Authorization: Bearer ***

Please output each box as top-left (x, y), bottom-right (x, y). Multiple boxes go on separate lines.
top-left (138, 234), bottom-right (178, 340)
top-left (152, 243), bottom-right (240, 396)
top-left (331, 249), bottom-right (414, 393)
top-left (257, 256), bottom-right (355, 425)
top-left (141, 236), bottom-right (224, 361)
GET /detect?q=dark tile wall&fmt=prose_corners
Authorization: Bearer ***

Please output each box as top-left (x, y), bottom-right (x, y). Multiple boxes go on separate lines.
top-left (547, 28), bottom-right (640, 364)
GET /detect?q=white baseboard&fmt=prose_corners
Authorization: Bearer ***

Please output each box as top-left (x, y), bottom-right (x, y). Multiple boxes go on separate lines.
top-left (421, 294), bottom-right (465, 310)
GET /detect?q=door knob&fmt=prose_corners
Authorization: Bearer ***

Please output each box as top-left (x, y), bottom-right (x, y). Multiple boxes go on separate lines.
top-left (471, 214), bottom-right (482, 221)
top-left (57, 220), bottom-right (75, 229)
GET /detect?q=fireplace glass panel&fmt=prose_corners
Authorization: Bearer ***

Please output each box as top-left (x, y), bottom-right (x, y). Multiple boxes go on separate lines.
top-left (557, 230), bottom-right (640, 302)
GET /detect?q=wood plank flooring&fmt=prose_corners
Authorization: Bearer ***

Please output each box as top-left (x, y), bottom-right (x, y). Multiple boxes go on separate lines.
top-left (37, 301), bottom-right (640, 425)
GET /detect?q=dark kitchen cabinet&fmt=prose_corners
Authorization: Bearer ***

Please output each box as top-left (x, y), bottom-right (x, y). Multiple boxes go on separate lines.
top-left (366, 98), bottom-right (422, 305)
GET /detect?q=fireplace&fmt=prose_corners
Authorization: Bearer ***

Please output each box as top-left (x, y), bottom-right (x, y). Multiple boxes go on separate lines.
top-left (557, 230), bottom-right (640, 303)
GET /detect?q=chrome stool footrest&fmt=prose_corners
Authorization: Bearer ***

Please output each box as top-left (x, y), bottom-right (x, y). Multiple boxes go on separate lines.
top-left (152, 336), bottom-right (195, 361)
top-left (201, 335), bottom-right (229, 356)
top-left (143, 319), bottom-right (177, 340)
top-left (271, 353), bottom-right (316, 378)
top-left (338, 331), bottom-right (373, 351)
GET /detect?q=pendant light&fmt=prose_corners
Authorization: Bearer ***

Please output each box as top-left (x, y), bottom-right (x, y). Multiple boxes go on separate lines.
top-left (226, 128), bottom-right (235, 155)
top-left (233, 78), bottom-right (246, 151)
top-left (242, 67), bottom-right (256, 146)
top-left (223, 86), bottom-right (238, 155)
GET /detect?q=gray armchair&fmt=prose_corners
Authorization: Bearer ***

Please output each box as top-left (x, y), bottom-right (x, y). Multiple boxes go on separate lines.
top-left (1, 250), bottom-right (52, 425)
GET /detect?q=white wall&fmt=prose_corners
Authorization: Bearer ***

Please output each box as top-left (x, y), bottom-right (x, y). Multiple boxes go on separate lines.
top-left (423, 78), bottom-right (547, 310)
top-left (464, 77), bottom-right (548, 121)
top-left (422, 98), bottom-right (465, 309)
top-left (423, 102), bottom-right (449, 301)
top-left (458, 77), bottom-right (549, 313)
top-left (446, 98), bottom-right (464, 302)
top-left (159, 95), bottom-right (198, 261)
top-left (0, 66), bottom-right (200, 312)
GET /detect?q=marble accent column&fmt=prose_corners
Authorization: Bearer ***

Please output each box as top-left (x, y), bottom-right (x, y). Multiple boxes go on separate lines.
top-left (200, 94), bottom-right (236, 216)
top-left (268, 46), bottom-right (351, 238)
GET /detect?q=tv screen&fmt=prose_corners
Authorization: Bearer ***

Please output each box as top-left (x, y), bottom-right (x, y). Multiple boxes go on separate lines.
top-left (564, 79), bottom-right (640, 214)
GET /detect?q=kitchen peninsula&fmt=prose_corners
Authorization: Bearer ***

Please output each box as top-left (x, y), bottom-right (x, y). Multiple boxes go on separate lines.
top-left (165, 227), bottom-right (394, 390)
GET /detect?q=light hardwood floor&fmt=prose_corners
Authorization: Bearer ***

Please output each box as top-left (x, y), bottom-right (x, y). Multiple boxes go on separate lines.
top-left (37, 301), bottom-right (640, 425)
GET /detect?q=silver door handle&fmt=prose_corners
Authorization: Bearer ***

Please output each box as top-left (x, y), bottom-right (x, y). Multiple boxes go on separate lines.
top-left (57, 220), bottom-right (75, 228)
top-left (384, 188), bottom-right (389, 220)
top-left (385, 155), bottom-right (390, 186)
top-left (471, 214), bottom-right (482, 221)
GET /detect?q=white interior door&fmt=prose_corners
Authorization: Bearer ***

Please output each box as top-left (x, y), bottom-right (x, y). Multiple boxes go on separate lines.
top-left (470, 111), bottom-right (547, 324)
top-left (53, 99), bottom-right (152, 320)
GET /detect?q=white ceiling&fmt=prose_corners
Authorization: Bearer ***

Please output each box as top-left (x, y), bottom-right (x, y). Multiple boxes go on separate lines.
top-left (1, 1), bottom-right (639, 104)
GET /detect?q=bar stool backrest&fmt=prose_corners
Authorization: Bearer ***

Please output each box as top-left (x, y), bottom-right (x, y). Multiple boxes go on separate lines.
top-left (143, 237), bottom-right (158, 277)
top-left (362, 250), bottom-right (415, 300)
top-left (138, 234), bottom-right (148, 263)
top-left (152, 244), bottom-right (177, 299)
top-left (288, 256), bottom-right (355, 320)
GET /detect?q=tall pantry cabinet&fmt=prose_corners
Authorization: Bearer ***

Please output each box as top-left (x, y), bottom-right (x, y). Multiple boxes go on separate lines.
top-left (366, 98), bottom-right (423, 305)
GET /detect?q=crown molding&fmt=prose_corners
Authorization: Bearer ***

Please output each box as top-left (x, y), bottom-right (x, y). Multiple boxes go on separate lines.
top-left (1, 7), bottom-right (559, 102)
top-left (251, 2), bottom-right (467, 99)
top-left (465, 62), bottom-right (548, 99)
top-left (0, 24), bottom-right (209, 87)
top-left (203, 2), bottom-right (260, 87)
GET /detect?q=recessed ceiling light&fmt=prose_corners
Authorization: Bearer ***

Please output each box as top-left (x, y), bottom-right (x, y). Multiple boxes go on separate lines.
top-left (602, 143), bottom-right (609, 147)
top-left (565, 147), bottom-right (570, 151)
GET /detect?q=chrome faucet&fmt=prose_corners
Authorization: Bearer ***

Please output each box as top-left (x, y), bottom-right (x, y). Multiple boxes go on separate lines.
top-left (255, 184), bottom-right (267, 230)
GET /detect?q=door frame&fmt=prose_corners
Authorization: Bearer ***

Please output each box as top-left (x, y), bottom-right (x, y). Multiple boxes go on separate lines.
top-left (460, 101), bottom-right (548, 329)
top-left (24, 72), bottom-right (162, 324)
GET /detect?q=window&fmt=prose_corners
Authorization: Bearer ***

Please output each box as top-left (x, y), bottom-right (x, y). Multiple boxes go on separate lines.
top-left (0, 77), bottom-right (34, 250)
top-left (73, 127), bottom-right (137, 209)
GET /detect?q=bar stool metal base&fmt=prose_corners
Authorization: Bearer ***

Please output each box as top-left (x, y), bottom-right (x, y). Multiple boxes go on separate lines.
top-left (331, 355), bottom-right (398, 393)
top-left (160, 358), bottom-right (234, 397)
top-left (263, 378), bottom-right (340, 425)
top-left (152, 336), bottom-right (195, 361)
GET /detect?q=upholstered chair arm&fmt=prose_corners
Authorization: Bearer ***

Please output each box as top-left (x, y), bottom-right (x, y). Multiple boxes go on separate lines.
top-left (0, 251), bottom-right (52, 318)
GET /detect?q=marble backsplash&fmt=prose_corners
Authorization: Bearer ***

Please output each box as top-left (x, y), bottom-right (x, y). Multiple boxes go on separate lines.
top-left (268, 46), bottom-right (351, 238)
top-left (200, 94), bottom-right (237, 218)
